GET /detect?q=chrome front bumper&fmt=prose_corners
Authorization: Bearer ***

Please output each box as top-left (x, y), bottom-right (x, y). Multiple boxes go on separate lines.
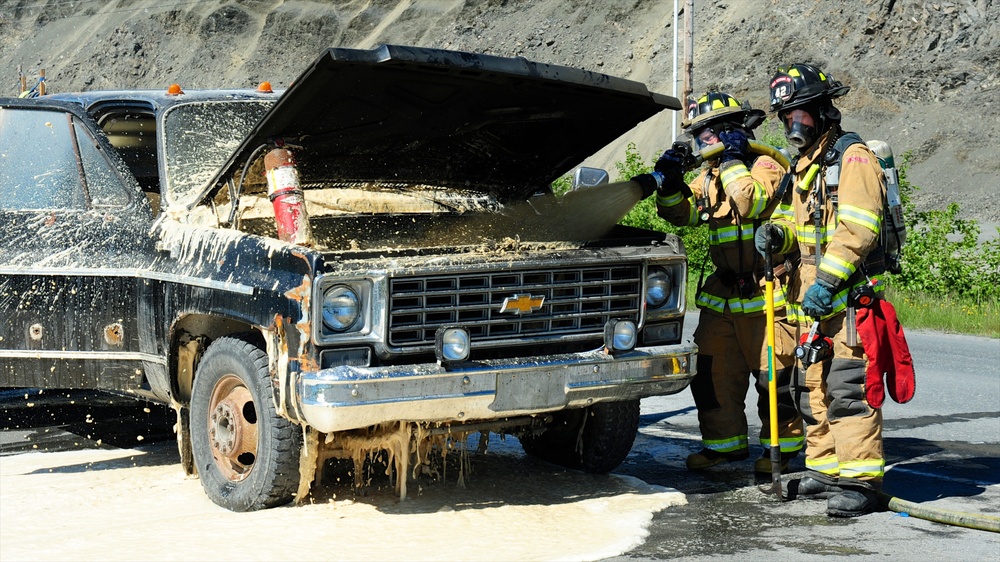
top-left (295, 342), bottom-right (697, 433)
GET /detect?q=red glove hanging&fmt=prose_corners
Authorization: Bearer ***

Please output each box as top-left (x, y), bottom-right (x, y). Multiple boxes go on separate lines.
top-left (855, 298), bottom-right (915, 408)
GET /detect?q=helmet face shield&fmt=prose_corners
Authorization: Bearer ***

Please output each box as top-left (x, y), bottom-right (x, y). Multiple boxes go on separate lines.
top-left (693, 126), bottom-right (721, 150)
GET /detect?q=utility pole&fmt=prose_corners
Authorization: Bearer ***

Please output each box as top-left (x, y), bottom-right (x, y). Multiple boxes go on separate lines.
top-left (683, 0), bottom-right (694, 104)
top-left (671, 0), bottom-right (679, 141)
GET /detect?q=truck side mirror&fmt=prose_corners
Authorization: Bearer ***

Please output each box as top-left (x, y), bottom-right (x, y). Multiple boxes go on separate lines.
top-left (572, 167), bottom-right (610, 189)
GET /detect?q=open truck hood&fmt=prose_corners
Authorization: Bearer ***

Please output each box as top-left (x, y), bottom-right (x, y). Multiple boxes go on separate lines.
top-left (205, 44), bottom-right (680, 204)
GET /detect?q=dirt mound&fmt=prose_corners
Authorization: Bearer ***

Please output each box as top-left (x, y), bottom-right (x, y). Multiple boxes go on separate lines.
top-left (2, 0), bottom-right (997, 225)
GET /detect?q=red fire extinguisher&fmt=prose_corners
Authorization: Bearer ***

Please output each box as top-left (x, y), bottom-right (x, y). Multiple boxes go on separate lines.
top-left (264, 147), bottom-right (314, 246)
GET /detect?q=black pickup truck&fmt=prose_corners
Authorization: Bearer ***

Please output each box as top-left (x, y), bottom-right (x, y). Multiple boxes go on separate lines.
top-left (0, 45), bottom-right (695, 511)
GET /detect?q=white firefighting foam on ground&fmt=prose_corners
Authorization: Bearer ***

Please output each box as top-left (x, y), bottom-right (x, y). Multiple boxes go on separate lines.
top-left (0, 436), bottom-right (685, 562)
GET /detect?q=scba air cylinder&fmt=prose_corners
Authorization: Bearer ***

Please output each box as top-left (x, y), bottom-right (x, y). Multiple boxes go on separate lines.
top-left (867, 140), bottom-right (907, 248)
top-left (264, 148), bottom-right (314, 246)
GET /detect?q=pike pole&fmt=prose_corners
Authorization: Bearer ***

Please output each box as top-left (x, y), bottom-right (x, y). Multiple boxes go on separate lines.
top-left (760, 228), bottom-right (783, 499)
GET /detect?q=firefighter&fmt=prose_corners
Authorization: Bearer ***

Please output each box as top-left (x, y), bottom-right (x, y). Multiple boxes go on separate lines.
top-left (757, 63), bottom-right (887, 517)
top-left (632, 92), bottom-right (804, 475)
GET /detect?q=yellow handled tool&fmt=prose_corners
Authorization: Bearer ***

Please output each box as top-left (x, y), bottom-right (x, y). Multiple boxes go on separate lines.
top-left (759, 227), bottom-right (784, 499)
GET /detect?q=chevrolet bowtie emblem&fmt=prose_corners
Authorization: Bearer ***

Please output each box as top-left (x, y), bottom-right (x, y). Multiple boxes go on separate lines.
top-left (499, 294), bottom-right (545, 315)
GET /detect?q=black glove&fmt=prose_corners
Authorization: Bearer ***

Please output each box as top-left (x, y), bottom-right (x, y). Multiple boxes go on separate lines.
top-left (719, 129), bottom-right (749, 163)
top-left (631, 173), bottom-right (659, 199)
top-left (754, 223), bottom-right (784, 257)
top-left (654, 148), bottom-right (685, 177)
top-left (653, 149), bottom-right (686, 196)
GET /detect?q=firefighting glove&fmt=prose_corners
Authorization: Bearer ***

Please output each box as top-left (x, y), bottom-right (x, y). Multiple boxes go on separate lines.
top-left (802, 279), bottom-right (836, 319)
top-left (630, 173), bottom-right (661, 199)
top-left (754, 223), bottom-right (784, 257)
top-left (652, 148), bottom-right (686, 196)
top-left (719, 129), bottom-right (749, 163)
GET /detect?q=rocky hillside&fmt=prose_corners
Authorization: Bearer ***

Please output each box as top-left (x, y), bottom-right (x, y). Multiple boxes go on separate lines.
top-left (2, 0), bottom-right (997, 225)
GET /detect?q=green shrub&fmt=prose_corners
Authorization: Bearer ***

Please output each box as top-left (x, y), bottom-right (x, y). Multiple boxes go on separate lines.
top-left (550, 175), bottom-right (572, 196)
top-left (757, 119), bottom-right (789, 150)
top-left (883, 155), bottom-right (1000, 303)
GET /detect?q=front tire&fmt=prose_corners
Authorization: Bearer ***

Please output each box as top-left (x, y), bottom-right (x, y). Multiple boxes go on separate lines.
top-left (189, 335), bottom-right (302, 511)
top-left (519, 399), bottom-right (640, 474)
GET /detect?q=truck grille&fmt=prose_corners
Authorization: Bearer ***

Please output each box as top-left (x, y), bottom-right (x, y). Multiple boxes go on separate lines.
top-left (388, 264), bottom-right (643, 347)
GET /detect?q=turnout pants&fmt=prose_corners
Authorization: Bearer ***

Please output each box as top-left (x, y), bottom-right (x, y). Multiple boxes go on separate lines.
top-left (691, 307), bottom-right (804, 455)
top-left (793, 311), bottom-right (885, 483)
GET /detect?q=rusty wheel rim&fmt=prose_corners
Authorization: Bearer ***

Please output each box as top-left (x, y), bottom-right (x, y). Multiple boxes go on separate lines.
top-left (206, 374), bottom-right (259, 481)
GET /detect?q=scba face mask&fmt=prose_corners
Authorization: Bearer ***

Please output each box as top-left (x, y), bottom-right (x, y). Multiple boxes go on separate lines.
top-left (781, 108), bottom-right (819, 150)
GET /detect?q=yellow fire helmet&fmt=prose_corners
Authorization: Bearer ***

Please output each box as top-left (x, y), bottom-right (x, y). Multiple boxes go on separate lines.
top-left (682, 91), bottom-right (765, 134)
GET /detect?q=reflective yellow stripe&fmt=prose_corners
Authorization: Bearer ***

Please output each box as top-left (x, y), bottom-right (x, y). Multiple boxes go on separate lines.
top-left (839, 459), bottom-right (885, 479)
top-left (773, 205), bottom-right (794, 221)
top-left (761, 436), bottom-right (805, 453)
top-left (795, 224), bottom-right (837, 244)
top-left (777, 222), bottom-right (797, 253)
top-left (819, 253), bottom-right (856, 282)
top-left (657, 191), bottom-right (686, 207)
top-left (720, 163), bottom-right (751, 186)
top-left (687, 203), bottom-right (699, 226)
top-left (696, 292), bottom-right (727, 313)
top-left (708, 224), bottom-right (755, 245)
top-left (839, 203), bottom-right (881, 234)
top-left (731, 295), bottom-right (766, 314)
top-left (703, 434), bottom-right (749, 453)
top-left (747, 180), bottom-right (768, 218)
top-left (806, 455), bottom-right (840, 475)
top-left (785, 305), bottom-right (812, 324)
top-left (696, 286), bottom-right (789, 315)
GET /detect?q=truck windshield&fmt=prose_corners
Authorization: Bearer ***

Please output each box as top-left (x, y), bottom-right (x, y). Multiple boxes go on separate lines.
top-left (161, 100), bottom-right (272, 208)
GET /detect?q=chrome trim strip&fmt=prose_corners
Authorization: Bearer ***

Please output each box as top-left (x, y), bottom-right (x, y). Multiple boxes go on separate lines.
top-left (0, 267), bottom-right (255, 295)
top-left (0, 349), bottom-right (166, 364)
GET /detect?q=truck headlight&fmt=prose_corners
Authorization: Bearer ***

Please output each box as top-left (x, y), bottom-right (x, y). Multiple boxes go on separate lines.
top-left (646, 267), bottom-right (672, 309)
top-left (604, 319), bottom-right (637, 353)
top-left (322, 285), bottom-right (360, 332)
top-left (435, 327), bottom-right (470, 365)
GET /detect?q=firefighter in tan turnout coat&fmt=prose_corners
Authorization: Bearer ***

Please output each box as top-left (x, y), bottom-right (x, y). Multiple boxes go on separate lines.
top-left (757, 63), bottom-right (888, 517)
top-left (633, 92), bottom-right (804, 475)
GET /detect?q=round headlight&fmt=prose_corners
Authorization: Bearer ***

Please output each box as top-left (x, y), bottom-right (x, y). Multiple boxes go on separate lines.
top-left (322, 285), bottom-right (360, 332)
top-left (646, 267), bottom-right (672, 309)
top-left (612, 321), bottom-right (637, 351)
top-left (439, 328), bottom-right (470, 362)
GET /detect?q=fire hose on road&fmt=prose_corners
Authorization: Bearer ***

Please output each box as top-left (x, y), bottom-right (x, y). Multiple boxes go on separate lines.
top-left (878, 492), bottom-right (1000, 533)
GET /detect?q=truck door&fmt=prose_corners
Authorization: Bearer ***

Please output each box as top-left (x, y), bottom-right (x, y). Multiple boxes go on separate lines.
top-left (0, 103), bottom-right (160, 394)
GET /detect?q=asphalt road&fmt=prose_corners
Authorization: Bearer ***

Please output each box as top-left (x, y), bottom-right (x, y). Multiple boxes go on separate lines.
top-left (605, 319), bottom-right (1000, 561)
top-left (1, 314), bottom-right (998, 560)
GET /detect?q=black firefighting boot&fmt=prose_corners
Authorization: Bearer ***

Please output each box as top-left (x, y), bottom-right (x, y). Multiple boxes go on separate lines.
top-left (783, 471), bottom-right (841, 500)
top-left (826, 478), bottom-right (880, 517)
top-left (685, 448), bottom-right (750, 470)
